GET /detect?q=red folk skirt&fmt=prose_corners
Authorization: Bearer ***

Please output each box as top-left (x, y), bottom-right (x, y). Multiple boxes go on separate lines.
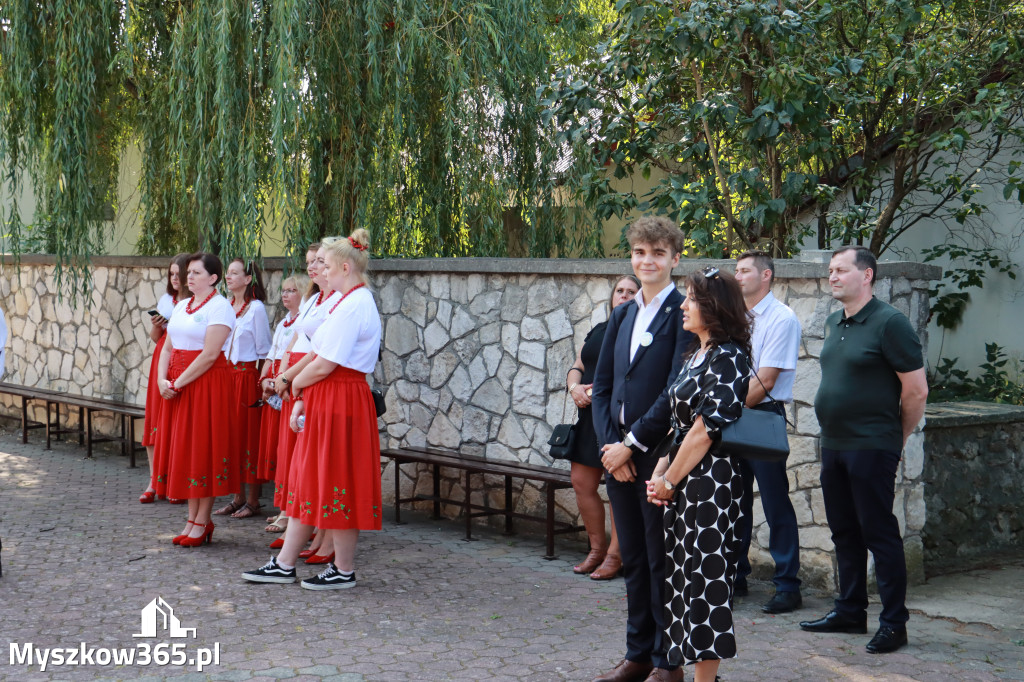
top-left (273, 352), bottom-right (305, 509)
top-left (284, 366), bottom-right (382, 530)
top-left (255, 360), bottom-right (280, 481)
top-left (141, 333), bottom-right (166, 447)
top-left (153, 350), bottom-right (240, 500)
top-left (229, 361), bottom-right (263, 484)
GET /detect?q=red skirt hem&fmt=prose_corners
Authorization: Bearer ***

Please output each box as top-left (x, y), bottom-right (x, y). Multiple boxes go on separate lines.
top-left (283, 367), bottom-right (382, 530)
top-left (154, 350), bottom-right (240, 500)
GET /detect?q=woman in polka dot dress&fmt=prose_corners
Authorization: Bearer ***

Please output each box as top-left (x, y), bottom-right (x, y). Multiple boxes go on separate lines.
top-left (647, 266), bottom-right (752, 682)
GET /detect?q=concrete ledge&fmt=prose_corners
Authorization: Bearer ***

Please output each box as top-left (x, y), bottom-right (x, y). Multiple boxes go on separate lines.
top-left (1, 254), bottom-right (943, 280)
top-left (925, 401), bottom-right (1024, 428)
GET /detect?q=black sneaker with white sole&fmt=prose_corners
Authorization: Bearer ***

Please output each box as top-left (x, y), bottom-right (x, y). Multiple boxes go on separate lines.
top-left (242, 557), bottom-right (297, 584)
top-left (300, 564), bottom-right (356, 590)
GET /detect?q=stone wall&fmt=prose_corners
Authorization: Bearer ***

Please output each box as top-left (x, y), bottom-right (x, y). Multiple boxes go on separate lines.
top-left (0, 254), bottom-right (940, 589)
top-left (922, 401), bottom-right (1024, 573)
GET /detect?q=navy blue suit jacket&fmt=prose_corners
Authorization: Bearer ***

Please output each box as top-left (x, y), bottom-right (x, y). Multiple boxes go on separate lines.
top-left (591, 286), bottom-right (693, 451)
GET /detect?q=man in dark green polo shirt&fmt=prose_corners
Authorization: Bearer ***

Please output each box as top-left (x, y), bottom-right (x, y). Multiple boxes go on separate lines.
top-left (800, 245), bottom-right (928, 655)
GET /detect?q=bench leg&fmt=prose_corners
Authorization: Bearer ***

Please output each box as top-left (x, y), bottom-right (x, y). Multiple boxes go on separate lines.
top-left (128, 417), bottom-right (137, 468)
top-left (462, 468), bottom-right (476, 542)
top-left (393, 459), bottom-right (403, 525)
top-left (503, 476), bottom-right (514, 535)
top-left (544, 483), bottom-right (557, 560)
top-left (431, 463), bottom-right (441, 519)
top-left (78, 406), bottom-right (85, 446)
top-left (20, 396), bottom-right (28, 444)
top-left (86, 409), bottom-right (94, 459)
top-left (45, 401), bottom-right (54, 450)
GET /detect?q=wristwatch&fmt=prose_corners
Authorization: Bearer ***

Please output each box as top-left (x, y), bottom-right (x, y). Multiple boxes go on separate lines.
top-left (279, 375), bottom-right (290, 385)
top-left (622, 433), bottom-right (643, 455)
top-left (663, 476), bottom-right (677, 491)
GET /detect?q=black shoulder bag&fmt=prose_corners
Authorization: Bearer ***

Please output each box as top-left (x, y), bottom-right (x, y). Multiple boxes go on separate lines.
top-left (547, 389), bottom-right (576, 460)
top-left (715, 352), bottom-right (793, 462)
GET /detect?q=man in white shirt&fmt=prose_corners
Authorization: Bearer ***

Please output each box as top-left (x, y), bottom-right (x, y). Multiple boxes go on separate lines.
top-left (733, 250), bottom-right (804, 614)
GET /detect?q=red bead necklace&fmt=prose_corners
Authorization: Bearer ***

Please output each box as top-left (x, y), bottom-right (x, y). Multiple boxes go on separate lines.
top-left (282, 311), bottom-right (299, 328)
top-left (315, 289), bottom-right (335, 307)
top-left (235, 299), bottom-right (250, 319)
top-left (329, 283), bottom-right (366, 314)
top-left (185, 290), bottom-right (217, 315)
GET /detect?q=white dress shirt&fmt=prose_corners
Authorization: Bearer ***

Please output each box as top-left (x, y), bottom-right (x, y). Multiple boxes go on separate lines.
top-left (292, 290), bottom-right (341, 354)
top-left (267, 312), bottom-right (300, 362)
top-left (749, 291), bottom-right (801, 403)
top-left (226, 299), bottom-right (272, 363)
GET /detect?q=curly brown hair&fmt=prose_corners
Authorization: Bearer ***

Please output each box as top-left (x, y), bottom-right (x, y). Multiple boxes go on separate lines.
top-left (682, 267), bottom-right (752, 358)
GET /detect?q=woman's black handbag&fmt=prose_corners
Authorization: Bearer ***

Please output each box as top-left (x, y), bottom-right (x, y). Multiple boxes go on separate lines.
top-left (716, 357), bottom-right (792, 462)
top-left (547, 390), bottom-right (577, 460)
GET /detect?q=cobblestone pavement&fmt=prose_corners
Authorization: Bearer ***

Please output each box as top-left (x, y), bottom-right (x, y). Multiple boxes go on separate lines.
top-left (1, 430), bottom-right (1022, 681)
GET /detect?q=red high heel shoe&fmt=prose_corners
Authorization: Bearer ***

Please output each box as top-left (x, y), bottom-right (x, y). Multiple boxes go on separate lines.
top-left (172, 520), bottom-right (196, 545)
top-left (179, 522), bottom-right (215, 547)
top-left (305, 552), bottom-right (334, 565)
top-left (139, 490), bottom-right (157, 504)
top-left (269, 538), bottom-right (285, 549)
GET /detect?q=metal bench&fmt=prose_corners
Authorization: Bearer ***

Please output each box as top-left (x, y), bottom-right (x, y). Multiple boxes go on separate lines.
top-left (381, 445), bottom-right (583, 559)
top-left (0, 381), bottom-right (145, 466)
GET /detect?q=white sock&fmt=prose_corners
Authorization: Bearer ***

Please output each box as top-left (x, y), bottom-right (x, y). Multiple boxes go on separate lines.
top-left (276, 558), bottom-right (294, 570)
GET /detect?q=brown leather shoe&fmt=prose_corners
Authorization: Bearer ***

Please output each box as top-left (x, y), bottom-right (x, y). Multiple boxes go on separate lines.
top-left (644, 667), bottom-right (685, 681)
top-left (574, 548), bottom-right (606, 574)
top-left (590, 553), bottom-right (622, 580)
top-left (592, 658), bottom-right (654, 682)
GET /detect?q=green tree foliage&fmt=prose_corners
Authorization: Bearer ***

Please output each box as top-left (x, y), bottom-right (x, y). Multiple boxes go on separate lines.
top-left (1, 0), bottom-right (607, 292)
top-left (540, 0), bottom-right (1024, 258)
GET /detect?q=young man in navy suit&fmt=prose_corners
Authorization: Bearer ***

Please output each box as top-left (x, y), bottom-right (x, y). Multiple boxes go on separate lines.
top-left (591, 216), bottom-right (693, 682)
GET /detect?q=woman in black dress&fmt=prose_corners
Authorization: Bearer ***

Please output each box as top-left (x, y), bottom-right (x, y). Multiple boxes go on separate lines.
top-left (565, 275), bottom-right (640, 579)
top-left (647, 266), bottom-right (751, 682)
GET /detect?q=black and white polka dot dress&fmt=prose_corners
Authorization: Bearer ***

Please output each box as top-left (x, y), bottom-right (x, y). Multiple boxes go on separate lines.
top-left (663, 342), bottom-right (750, 666)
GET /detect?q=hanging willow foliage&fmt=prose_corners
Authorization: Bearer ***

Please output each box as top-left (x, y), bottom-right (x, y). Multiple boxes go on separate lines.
top-left (1, 0), bottom-right (607, 292)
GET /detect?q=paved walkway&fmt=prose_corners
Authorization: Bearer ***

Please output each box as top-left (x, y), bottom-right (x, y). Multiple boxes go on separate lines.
top-left (0, 428), bottom-right (1022, 681)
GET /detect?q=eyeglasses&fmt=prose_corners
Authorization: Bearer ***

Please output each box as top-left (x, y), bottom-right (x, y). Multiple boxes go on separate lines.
top-left (702, 266), bottom-right (720, 280)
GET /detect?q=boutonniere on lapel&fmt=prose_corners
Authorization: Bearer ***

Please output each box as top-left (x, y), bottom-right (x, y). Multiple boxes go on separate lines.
top-left (640, 331), bottom-right (654, 347)
top-left (664, 306), bottom-right (671, 314)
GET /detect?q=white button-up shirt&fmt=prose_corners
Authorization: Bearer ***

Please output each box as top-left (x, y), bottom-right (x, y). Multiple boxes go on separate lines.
top-left (750, 291), bottom-right (801, 403)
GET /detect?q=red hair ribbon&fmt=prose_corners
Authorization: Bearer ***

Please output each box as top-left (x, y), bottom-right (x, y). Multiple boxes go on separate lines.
top-left (348, 236), bottom-right (367, 251)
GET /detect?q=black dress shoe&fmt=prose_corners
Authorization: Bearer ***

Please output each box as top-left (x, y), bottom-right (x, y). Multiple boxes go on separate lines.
top-left (762, 590), bottom-right (802, 614)
top-left (733, 577), bottom-right (748, 597)
top-left (799, 610), bottom-right (868, 633)
top-left (866, 625), bottom-right (908, 653)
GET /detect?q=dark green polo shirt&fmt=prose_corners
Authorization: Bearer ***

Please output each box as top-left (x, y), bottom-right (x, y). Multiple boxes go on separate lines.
top-left (813, 297), bottom-right (924, 452)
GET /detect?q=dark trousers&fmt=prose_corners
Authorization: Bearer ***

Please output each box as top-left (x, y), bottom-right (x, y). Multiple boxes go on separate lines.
top-left (820, 448), bottom-right (909, 628)
top-left (735, 444), bottom-right (802, 591)
top-left (606, 453), bottom-right (674, 669)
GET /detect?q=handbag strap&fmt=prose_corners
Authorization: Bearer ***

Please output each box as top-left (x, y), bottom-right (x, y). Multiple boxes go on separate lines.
top-left (561, 385), bottom-right (579, 423)
top-left (742, 348), bottom-right (794, 429)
